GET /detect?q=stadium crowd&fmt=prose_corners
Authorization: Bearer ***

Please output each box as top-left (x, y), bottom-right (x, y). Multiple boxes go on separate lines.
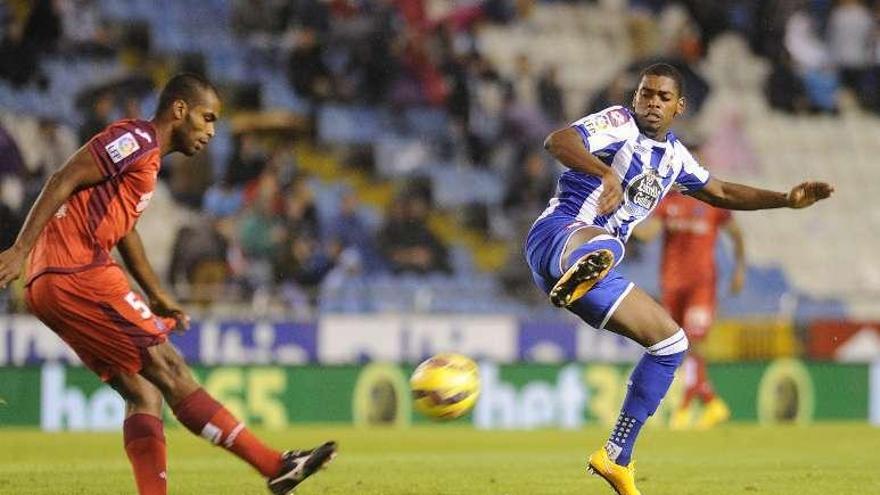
top-left (0, 0), bottom-right (876, 314)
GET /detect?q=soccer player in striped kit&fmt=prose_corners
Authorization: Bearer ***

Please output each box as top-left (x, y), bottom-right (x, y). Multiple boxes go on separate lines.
top-left (526, 63), bottom-right (832, 495)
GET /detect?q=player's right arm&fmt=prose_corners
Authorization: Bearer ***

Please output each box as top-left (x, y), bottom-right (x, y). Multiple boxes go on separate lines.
top-left (0, 147), bottom-right (105, 288)
top-left (544, 107), bottom-right (638, 215)
top-left (544, 127), bottom-right (622, 215)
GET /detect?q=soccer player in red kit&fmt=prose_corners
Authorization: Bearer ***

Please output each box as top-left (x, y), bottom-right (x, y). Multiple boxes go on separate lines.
top-left (0, 73), bottom-right (335, 495)
top-left (640, 189), bottom-right (745, 429)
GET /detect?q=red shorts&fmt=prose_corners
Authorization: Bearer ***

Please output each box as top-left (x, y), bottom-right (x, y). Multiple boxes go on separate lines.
top-left (25, 265), bottom-right (174, 381)
top-left (662, 283), bottom-right (716, 342)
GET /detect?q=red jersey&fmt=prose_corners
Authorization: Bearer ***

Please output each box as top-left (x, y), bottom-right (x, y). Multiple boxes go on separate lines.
top-left (26, 119), bottom-right (160, 285)
top-left (655, 192), bottom-right (731, 291)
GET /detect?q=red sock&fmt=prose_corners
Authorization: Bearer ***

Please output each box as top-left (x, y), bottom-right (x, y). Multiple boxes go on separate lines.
top-left (123, 413), bottom-right (167, 495)
top-left (680, 355), bottom-right (699, 408)
top-left (693, 354), bottom-right (716, 404)
top-left (172, 388), bottom-right (282, 477)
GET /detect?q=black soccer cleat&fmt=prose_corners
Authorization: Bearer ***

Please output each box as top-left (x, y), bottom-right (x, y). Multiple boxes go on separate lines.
top-left (267, 441), bottom-right (338, 495)
top-left (549, 249), bottom-right (614, 308)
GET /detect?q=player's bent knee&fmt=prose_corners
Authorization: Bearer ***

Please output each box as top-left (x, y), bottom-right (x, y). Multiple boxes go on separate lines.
top-left (109, 375), bottom-right (164, 412)
top-left (143, 343), bottom-right (196, 391)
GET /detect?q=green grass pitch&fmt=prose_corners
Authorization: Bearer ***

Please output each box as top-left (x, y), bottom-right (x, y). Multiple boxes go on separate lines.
top-left (2, 423), bottom-right (879, 494)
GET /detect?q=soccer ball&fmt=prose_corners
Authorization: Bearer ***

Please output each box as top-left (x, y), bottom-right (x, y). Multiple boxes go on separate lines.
top-left (410, 353), bottom-right (480, 420)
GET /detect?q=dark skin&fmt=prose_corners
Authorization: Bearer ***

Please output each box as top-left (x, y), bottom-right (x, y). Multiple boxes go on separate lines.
top-left (0, 88), bottom-right (222, 418)
top-left (543, 74), bottom-right (834, 346)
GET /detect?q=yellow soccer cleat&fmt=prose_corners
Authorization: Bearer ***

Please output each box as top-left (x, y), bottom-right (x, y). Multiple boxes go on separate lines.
top-left (695, 397), bottom-right (731, 430)
top-left (587, 447), bottom-right (641, 495)
top-left (549, 249), bottom-right (614, 307)
top-left (669, 406), bottom-right (693, 430)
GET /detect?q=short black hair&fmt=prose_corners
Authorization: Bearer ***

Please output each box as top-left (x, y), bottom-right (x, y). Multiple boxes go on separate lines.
top-left (639, 63), bottom-right (684, 97)
top-left (156, 73), bottom-right (218, 112)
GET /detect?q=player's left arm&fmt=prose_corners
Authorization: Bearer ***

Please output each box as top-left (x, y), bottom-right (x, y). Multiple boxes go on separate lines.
top-left (118, 228), bottom-right (190, 330)
top-left (722, 218), bottom-right (746, 295)
top-left (688, 177), bottom-right (834, 210)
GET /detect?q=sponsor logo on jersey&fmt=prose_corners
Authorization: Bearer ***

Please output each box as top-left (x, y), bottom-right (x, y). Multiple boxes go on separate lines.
top-left (105, 132), bottom-right (140, 164)
top-left (624, 170), bottom-right (663, 217)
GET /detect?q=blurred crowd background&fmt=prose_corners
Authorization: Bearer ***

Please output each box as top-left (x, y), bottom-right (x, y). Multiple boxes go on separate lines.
top-left (0, 0), bottom-right (875, 326)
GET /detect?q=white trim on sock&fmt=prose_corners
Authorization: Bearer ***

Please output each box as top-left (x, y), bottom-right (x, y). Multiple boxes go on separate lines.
top-left (224, 422), bottom-right (245, 448)
top-left (647, 329), bottom-right (689, 355)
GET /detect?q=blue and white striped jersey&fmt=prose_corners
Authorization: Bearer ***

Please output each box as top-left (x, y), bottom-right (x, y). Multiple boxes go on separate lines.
top-left (536, 105), bottom-right (711, 242)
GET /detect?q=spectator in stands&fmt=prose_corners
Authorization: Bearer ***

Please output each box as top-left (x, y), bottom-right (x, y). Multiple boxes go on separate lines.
top-left (538, 65), bottom-right (565, 124)
top-left (32, 118), bottom-right (77, 179)
top-left (324, 189), bottom-right (383, 273)
top-left (503, 84), bottom-right (553, 151)
top-left (503, 151), bottom-right (556, 220)
top-left (766, 49), bottom-right (812, 113)
top-left (226, 133), bottom-right (269, 186)
top-left (272, 175), bottom-right (334, 303)
top-left (0, 8), bottom-right (44, 87)
top-left (287, 28), bottom-right (333, 102)
top-left (0, 122), bottom-right (25, 177)
top-left (785, 4), bottom-right (839, 112)
top-left (587, 72), bottom-right (635, 115)
top-left (466, 54), bottom-right (507, 165)
top-left (56, 0), bottom-right (114, 56)
top-left (237, 169), bottom-right (285, 290)
top-left (166, 145), bottom-right (213, 209)
top-left (273, 230), bottom-right (333, 290)
top-left (17, 118), bottom-right (78, 210)
top-left (168, 221), bottom-right (229, 305)
top-left (511, 54), bottom-right (538, 109)
top-left (204, 177), bottom-right (244, 219)
top-left (232, 0), bottom-right (289, 37)
top-left (0, 188), bottom-right (20, 250)
top-left (379, 191), bottom-right (451, 275)
top-left (22, 0), bottom-right (61, 54)
top-left (0, 122), bottom-right (25, 250)
top-left (78, 91), bottom-right (115, 144)
top-left (280, 174), bottom-right (320, 237)
top-left (828, 0), bottom-right (875, 107)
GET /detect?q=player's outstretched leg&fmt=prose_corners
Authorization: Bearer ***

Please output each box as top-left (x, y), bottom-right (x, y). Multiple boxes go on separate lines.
top-left (588, 330), bottom-right (688, 495)
top-left (587, 287), bottom-right (689, 495)
top-left (110, 375), bottom-right (168, 495)
top-left (267, 442), bottom-right (338, 495)
top-left (550, 234), bottom-right (623, 307)
top-left (124, 414), bottom-right (168, 495)
top-left (140, 343), bottom-right (336, 494)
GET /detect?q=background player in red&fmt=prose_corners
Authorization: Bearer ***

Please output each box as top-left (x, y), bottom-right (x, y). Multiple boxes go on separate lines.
top-left (0, 73), bottom-right (336, 495)
top-left (637, 178), bottom-right (746, 429)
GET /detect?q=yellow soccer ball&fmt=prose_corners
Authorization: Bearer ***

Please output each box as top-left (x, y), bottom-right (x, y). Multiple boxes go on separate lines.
top-left (410, 353), bottom-right (480, 420)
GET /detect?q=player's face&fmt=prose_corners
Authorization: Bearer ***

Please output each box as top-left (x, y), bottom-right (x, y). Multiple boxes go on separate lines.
top-left (632, 75), bottom-right (685, 138)
top-left (174, 90), bottom-right (221, 156)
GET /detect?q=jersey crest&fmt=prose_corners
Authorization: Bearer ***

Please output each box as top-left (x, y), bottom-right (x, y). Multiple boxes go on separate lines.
top-left (624, 169), bottom-right (664, 217)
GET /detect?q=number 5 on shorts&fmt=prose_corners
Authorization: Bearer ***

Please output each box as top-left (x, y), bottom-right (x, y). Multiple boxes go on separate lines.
top-left (124, 291), bottom-right (153, 319)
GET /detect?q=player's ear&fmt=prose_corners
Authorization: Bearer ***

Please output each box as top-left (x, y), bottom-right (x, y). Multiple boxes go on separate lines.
top-left (674, 97), bottom-right (686, 117)
top-left (172, 99), bottom-right (188, 120)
